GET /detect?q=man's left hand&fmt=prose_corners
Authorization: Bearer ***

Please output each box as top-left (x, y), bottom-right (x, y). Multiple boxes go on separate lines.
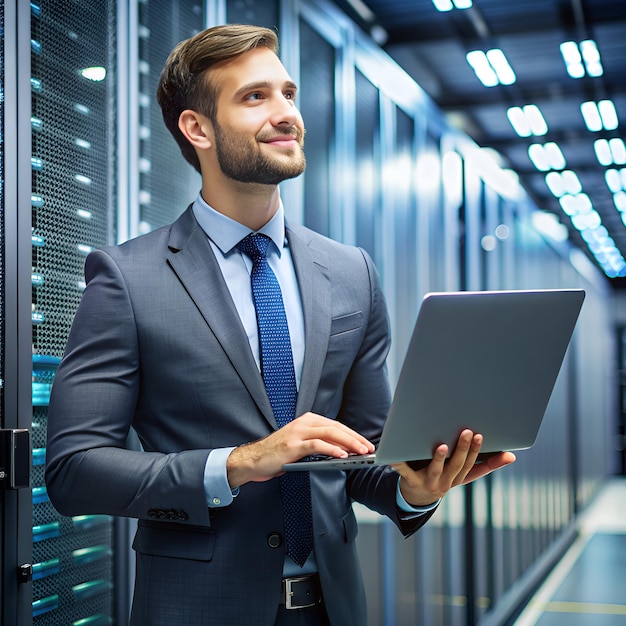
top-left (391, 429), bottom-right (516, 508)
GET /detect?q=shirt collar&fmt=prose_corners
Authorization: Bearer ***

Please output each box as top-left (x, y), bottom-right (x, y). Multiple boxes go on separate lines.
top-left (192, 193), bottom-right (287, 256)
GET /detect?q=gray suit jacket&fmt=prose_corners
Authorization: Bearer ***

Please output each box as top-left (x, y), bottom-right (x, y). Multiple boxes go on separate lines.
top-left (46, 206), bottom-right (433, 625)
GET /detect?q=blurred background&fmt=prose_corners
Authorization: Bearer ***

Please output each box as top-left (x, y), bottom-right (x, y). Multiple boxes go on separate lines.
top-left (1, 1), bottom-right (625, 624)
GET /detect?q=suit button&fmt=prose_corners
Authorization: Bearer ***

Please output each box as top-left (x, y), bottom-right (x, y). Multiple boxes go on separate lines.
top-left (267, 533), bottom-right (283, 548)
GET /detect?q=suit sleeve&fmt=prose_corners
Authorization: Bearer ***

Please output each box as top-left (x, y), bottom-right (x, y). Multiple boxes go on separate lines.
top-left (45, 249), bottom-right (212, 526)
top-left (342, 249), bottom-right (437, 536)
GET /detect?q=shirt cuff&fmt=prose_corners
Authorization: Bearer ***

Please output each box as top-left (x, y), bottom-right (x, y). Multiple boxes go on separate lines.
top-left (395, 477), bottom-right (440, 517)
top-left (204, 447), bottom-right (239, 508)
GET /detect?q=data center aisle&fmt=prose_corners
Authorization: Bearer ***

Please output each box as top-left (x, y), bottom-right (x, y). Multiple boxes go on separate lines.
top-left (513, 478), bottom-right (626, 626)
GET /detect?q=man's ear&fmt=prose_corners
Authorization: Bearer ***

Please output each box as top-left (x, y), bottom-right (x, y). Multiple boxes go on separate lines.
top-left (178, 110), bottom-right (213, 150)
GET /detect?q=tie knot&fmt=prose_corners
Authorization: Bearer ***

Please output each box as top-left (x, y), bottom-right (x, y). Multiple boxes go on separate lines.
top-left (237, 233), bottom-right (270, 263)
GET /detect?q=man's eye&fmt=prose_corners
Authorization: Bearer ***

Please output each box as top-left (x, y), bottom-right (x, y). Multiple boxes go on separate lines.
top-left (246, 92), bottom-right (263, 101)
top-left (285, 91), bottom-right (296, 100)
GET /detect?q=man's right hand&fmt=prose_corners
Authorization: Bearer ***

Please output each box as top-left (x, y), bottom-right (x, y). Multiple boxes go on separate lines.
top-left (226, 413), bottom-right (374, 488)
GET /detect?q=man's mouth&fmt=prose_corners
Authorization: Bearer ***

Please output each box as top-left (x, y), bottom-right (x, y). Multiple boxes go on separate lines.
top-left (259, 128), bottom-right (303, 148)
top-left (263, 136), bottom-right (299, 148)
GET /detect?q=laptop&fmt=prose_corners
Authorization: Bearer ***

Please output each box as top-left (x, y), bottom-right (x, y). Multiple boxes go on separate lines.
top-left (283, 288), bottom-right (585, 471)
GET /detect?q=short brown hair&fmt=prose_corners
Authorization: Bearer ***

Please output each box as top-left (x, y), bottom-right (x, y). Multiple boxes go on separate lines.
top-left (156, 24), bottom-right (279, 172)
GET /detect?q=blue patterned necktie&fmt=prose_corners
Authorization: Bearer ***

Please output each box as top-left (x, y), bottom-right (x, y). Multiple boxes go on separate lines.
top-left (237, 233), bottom-right (313, 567)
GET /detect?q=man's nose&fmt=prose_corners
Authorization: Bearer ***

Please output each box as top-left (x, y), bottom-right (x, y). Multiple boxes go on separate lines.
top-left (270, 94), bottom-right (301, 127)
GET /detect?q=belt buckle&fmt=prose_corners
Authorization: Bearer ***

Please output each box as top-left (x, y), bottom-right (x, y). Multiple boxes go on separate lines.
top-left (284, 575), bottom-right (317, 610)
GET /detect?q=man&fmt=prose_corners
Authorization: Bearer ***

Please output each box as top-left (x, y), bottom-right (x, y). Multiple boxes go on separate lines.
top-left (46, 24), bottom-right (514, 626)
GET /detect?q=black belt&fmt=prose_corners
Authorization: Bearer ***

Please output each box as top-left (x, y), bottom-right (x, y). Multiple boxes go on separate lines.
top-left (280, 574), bottom-right (322, 609)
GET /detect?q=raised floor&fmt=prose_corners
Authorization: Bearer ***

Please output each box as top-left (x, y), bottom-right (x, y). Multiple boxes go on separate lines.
top-left (512, 477), bottom-right (626, 626)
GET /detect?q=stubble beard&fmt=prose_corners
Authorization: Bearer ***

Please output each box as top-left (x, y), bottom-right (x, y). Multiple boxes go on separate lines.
top-left (213, 123), bottom-right (306, 186)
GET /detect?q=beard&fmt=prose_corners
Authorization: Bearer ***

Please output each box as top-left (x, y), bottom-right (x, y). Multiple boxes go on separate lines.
top-left (213, 122), bottom-right (306, 185)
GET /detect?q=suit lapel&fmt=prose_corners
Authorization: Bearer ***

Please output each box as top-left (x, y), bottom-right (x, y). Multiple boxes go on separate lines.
top-left (165, 208), bottom-right (333, 427)
top-left (166, 207), bottom-right (276, 427)
top-left (287, 224), bottom-right (332, 417)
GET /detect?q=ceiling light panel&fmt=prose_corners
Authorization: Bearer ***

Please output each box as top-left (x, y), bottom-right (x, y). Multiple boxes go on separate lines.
top-left (546, 170), bottom-right (582, 198)
top-left (528, 142), bottom-right (566, 171)
top-left (559, 193), bottom-right (592, 216)
top-left (615, 191), bottom-right (626, 212)
top-left (581, 100), bottom-right (619, 132)
top-left (593, 139), bottom-right (626, 166)
top-left (560, 41), bottom-right (584, 78)
top-left (610, 139), bottom-right (626, 165)
top-left (605, 169), bottom-right (626, 193)
top-left (485, 49), bottom-right (516, 85)
top-left (598, 100), bottom-right (618, 130)
top-left (594, 139), bottom-right (612, 166)
top-left (580, 40), bottom-right (603, 77)
top-left (571, 210), bottom-right (602, 231)
top-left (467, 49), bottom-right (515, 87)
top-left (544, 142), bottom-right (566, 170)
top-left (466, 50), bottom-right (498, 86)
top-left (529, 144), bottom-right (550, 171)
top-left (525, 105), bottom-right (548, 135)
top-left (432, 0), bottom-right (472, 11)
top-left (507, 105), bottom-right (548, 137)
top-left (560, 39), bottom-right (604, 78)
top-left (581, 101), bottom-right (603, 131)
top-left (507, 107), bottom-right (531, 137)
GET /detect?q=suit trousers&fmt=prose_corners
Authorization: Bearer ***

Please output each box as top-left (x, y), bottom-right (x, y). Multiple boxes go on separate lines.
top-left (275, 602), bottom-right (330, 626)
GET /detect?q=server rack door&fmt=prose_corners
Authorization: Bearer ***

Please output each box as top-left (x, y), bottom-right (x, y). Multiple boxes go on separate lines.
top-left (2, 0), bottom-right (37, 624)
top-left (30, 2), bottom-right (117, 624)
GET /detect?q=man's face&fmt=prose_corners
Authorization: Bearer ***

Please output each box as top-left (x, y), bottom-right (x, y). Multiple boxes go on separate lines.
top-left (208, 47), bottom-right (306, 185)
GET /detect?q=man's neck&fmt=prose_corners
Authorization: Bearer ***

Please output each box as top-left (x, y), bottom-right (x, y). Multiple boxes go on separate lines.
top-left (200, 180), bottom-right (281, 232)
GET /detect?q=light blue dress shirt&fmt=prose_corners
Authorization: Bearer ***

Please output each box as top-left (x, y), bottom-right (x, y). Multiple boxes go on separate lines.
top-left (192, 194), bottom-right (437, 572)
top-left (192, 195), bottom-right (304, 511)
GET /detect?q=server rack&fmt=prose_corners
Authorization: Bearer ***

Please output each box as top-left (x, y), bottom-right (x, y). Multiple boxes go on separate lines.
top-left (133, 0), bottom-right (204, 233)
top-left (29, 2), bottom-right (117, 624)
